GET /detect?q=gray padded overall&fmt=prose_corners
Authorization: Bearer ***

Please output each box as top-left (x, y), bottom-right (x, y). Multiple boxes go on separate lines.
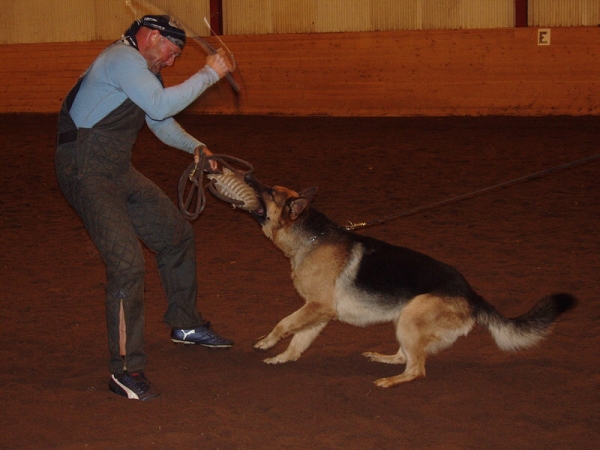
top-left (56, 78), bottom-right (202, 374)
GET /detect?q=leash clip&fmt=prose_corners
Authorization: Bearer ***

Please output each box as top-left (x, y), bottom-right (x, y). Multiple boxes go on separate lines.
top-left (188, 162), bottom-right (200, 183)
top-left (344, 221), bottom-right (367, 231)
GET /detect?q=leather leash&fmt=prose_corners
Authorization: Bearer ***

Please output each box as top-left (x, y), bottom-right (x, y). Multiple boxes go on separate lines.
top-left (345, 153), bottom-right (600, 230)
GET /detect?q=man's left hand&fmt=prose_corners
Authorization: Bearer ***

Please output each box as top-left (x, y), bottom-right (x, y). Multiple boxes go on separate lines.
top-left (195, 145), bottom-right (218, 172)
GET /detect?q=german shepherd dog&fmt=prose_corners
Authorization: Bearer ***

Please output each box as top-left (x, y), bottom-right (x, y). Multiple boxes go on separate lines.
top-left (245, 175), bottom-right (576, 387)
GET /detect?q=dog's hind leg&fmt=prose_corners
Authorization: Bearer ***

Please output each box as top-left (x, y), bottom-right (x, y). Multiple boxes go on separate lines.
top-left (373, 344), bottom-right (428, 387)
top-left (263, 320), bottom-right (329, 364)
top-left (372, 317), bottom-right (429, 387)
top-left (372, 294), bottom-right (473, 387)
top-left (362, 311), bottom-right (407, 364)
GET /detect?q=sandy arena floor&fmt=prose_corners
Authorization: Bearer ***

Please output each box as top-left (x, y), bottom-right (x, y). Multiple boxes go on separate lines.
top-left (1, 113), bottom-right (598, 449)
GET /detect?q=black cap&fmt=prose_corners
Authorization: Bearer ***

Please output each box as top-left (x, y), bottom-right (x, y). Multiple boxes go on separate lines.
top-left (125, 15), bottom-right (187, 49)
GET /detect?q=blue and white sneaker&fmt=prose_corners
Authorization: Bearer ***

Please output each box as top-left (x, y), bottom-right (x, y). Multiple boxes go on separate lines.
top-left (171, 322), bottom-right (234, 348)
top-left (108, 371), bottom-right (161, 401)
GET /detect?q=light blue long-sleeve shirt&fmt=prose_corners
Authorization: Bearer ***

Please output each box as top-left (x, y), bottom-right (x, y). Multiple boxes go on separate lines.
top-left (69, 41), bottom-right (220, 154)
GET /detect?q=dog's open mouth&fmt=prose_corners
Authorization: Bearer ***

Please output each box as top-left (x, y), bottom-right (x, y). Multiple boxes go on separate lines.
top-left (244, 173), bottom-right (267, 222)
top-left (248, 196), bottom-right (266, 221)
top-left (250, 203), bottom-right (266, 222)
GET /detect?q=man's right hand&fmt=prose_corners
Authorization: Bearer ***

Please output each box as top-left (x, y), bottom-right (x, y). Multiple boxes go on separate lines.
top-left (206, 48), bottom-right (233, 79)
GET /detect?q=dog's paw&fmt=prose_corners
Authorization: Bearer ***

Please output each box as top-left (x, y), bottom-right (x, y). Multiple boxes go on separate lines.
top-left (373, 377), bottom-right (398, 388)
top-left (374, 371), bottom-right (424, 387)
top-left (253, 336), bottom-right (276, 352)
top-left (253, 339), bottom-right (269, 352)
top-left (263, 356), bottom-right (281, 364)
top-left (263, 355), bottom-right (289, 364)
top-left (362, 351), bottom-right (379, 361)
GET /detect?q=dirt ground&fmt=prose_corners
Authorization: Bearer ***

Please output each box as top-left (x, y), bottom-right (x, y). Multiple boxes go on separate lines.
top-left (1, 113), bottom-right (598, 449)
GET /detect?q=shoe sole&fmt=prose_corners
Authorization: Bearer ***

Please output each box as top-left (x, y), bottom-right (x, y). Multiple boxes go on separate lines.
top-left (171, 338), bottom-right (233, 348)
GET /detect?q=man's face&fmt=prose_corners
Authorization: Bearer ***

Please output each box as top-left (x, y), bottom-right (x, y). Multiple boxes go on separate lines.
top-left (144, 34), bottom-right (182, 74)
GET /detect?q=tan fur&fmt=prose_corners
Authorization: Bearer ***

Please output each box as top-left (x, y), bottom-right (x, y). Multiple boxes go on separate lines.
top-left (254, 244), bottom-right (342, 363)
top-left (253, 186), bottom-right (475, 387)
top-left (363, 295), bottom-right (474, 386)
top-left (250, 184), bottom-right (573, 387)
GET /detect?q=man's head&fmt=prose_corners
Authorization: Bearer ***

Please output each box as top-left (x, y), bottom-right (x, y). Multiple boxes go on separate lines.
top-left (123, 15), bottom-right (187, 74)
top-left (125, 15), bottom-right (186, 49)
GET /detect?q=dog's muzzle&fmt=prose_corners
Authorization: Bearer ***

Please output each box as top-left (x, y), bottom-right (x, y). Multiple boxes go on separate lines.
top-left (244, 173), bottom-right (268, 222)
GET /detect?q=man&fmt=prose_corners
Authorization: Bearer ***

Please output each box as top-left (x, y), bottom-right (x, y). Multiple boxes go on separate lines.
top-left (55, 15), bottom-right (235, 401)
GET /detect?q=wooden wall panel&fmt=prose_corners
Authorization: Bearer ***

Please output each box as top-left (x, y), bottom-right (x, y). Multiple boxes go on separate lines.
top-left (127, 0), bottom-right (213, 37)
top-left (1, 1), bottom-right (96, 43)
top-left (0, 0), bottom-right (212, 44)
top-left (2, 1), bottom-right (598, 45)
top-left (271, 1), bottom-right (316, 34)
top-left (529, 0), bottom-right (600, 27)
top-left (0, 41), bottom-right (106, 111)
top-left (0, 28), bottom-right (598, 116)
top-left (314, 0), bottom-right (372, 32)
top-left (223, 0), bottom-right (516, 34)
top-left (461, 0), bottom-right (514, 29)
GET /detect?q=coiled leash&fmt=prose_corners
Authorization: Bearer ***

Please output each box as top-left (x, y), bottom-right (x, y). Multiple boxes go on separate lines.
top-left (178, 153), bottom-right (255, 221)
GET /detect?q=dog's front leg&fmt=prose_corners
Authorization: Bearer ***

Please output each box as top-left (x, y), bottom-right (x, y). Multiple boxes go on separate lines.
top-left (254, 302), bottom-right (334, 362)
top-left (264, 320), bottom-right (329, 364)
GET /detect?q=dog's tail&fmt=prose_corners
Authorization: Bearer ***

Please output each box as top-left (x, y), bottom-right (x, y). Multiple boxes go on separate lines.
top-left (474, 293), bottom-right (576, 351)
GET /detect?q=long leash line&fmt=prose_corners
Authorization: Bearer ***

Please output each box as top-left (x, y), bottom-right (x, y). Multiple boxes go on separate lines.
top-left (344, 153), bottom-right (600, 231)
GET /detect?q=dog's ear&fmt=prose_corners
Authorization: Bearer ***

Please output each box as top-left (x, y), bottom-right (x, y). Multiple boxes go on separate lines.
top-left (299, 187), bottom-right (318, 202)
top-left (289, 187), bottom-right (317, 220)
top-left (288, 197), bottom-right (309, 220)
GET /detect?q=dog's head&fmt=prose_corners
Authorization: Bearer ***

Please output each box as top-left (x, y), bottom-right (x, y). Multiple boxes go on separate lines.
top-left (245, 173), bottom-right (318, 241)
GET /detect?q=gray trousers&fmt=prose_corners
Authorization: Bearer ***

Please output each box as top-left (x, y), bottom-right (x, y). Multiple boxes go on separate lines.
top-left (56, 142), bottom-right (202, 374)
